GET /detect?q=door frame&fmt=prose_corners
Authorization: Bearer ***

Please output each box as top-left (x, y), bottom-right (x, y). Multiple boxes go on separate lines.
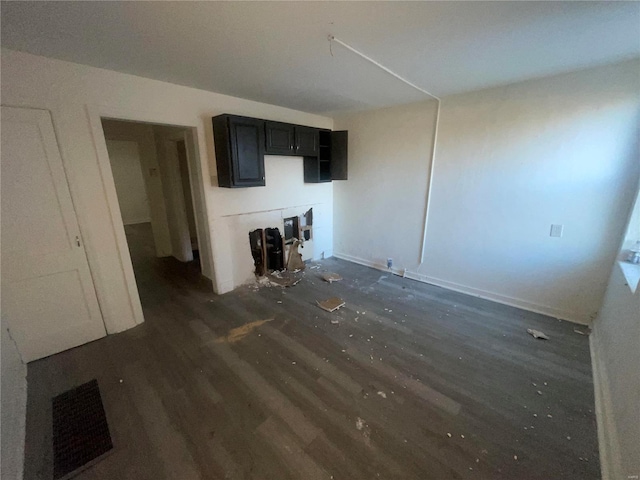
top-left (86, 104), bottom-right (215, 326)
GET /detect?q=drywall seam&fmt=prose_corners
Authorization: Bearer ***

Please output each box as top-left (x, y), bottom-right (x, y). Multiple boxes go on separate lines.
top-left (6, 327), bottom-right (26, 365)
top-left (221, 202), bottom-right (325, 218)
top-left (589, 326), bottom-right (623, 480)
top-left (333, 251), bottom-right (588, 325)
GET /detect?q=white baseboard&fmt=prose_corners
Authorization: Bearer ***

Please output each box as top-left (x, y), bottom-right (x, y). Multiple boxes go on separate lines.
top-left (589, 325), bottom-right (623, 480)
top-left (332, 251), bottom-right (588, 325)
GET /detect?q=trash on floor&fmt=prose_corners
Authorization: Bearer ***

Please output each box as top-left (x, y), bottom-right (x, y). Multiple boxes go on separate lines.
top-left (330, 319), bottom-right (340, 325)
top-left (526, 328), bottom-right (549, 340)
top-left (267, 270), bottom-right (303, 288)
top-left (317, 297), bottom-right (346, 312)
top-left (322, 272), bottom-right (343, 283)
top-left (573, 327), bottom-right (592, 336)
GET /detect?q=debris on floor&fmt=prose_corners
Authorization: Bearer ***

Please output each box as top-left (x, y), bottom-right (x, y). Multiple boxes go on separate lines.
top-left (317, 297), bottom-right (346, 312)
top-left (286, 239), bottom-right (306, 272)
top-left (322, 272), bottom-right (343, 283)
top-left (355, 417), bottom-right (371, 446)
top-left (216, 318), bottom-right (273, 344)
top-left (330, 319), bottom-right (340, 325)
top-left (267, 270), bottom-right (303, 288)
top-left (526, 328), bottom-right (549, 340)
top-left (377, 391), bottom-right (387, 399)
top-left (573, 327), bottom-right (592, 336)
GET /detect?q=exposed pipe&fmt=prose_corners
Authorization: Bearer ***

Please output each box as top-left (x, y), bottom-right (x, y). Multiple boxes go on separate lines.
top-left (328, 35), bottom-right (440, 265)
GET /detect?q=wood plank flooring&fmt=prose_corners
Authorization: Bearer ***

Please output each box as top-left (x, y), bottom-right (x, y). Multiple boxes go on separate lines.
top-left (23, 223), bottom-right (600, 479)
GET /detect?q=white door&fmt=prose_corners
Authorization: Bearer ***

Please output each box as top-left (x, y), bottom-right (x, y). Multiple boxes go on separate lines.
top-left (1, 107), bottom-right (106, 362)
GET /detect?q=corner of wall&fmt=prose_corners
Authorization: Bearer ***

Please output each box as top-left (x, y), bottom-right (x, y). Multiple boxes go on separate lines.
top-left (589, 323), bottom-right (623, 480)
top-left (1, 326), bottom-right (27, 480)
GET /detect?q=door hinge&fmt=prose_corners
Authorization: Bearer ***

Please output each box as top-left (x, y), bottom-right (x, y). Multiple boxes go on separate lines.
top-left (75, 236), bottom-right (81, 247)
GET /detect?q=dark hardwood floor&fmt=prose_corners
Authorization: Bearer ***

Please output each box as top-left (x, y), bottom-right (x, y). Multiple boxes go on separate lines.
top-left (23, 222), bottom-right (600, 479)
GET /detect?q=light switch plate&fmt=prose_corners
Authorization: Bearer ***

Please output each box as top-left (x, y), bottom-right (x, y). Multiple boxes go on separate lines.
top-left (550, 224), bottom-right (563, 238)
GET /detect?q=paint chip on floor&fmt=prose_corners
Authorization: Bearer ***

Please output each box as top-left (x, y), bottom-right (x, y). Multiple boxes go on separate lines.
top-left (527, 328), bottom-right (549, 340)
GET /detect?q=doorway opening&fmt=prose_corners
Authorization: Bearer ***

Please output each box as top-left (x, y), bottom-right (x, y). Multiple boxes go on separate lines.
top-left (101, 119), bottom-right (208, 306)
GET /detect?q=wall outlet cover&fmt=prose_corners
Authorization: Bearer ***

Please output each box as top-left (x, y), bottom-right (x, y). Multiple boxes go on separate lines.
top-left (550, 224), bottom-right (564, 238)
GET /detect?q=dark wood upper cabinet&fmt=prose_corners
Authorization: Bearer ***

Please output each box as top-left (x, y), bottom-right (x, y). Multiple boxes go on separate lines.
top-left (294, 126), bottom-right (319, 156)
top-left (213, 114), bottom-right (346, 187)
top-left (265, 121), bottom-right (295, 155)
top-left (330, 131), bottom-right (348, 180)
top-left (265, 123), bottom-right (318, 157)
top-left (212, 114), bottom-right (265, 188)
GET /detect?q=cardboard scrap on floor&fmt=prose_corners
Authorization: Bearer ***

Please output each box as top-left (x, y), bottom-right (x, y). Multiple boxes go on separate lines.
top-left (286, 239), bottom-right (306, 272)
top-left (322, 272), bottom-right (343, 284)
top-left (317, 297), bottom-right (345, 312)
top-left (527, 328), bottom-right (549, 340)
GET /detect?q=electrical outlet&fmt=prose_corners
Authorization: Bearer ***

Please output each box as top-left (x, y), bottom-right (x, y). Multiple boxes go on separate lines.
top-left (387, 258), bottom-right (393, 269)
top-left (550, 224), bottom-right (563, 238)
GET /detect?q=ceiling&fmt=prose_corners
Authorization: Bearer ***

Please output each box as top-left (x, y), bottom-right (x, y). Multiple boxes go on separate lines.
top-left (2, 1), bottom-right (639, 114)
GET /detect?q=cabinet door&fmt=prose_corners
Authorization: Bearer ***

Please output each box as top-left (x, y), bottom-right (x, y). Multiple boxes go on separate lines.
top-left (265, 121), bottom-right (294, 155)
top-left (295, 126), bottom-right (319, 156)
top-left (229, 116), bottom-right (265, 187)
top-left (331, 131), bottom-right (348, 180)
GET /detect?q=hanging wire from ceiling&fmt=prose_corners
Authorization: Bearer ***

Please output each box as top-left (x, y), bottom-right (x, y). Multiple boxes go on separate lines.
top-left (327, 34), bottom-right (441, 266)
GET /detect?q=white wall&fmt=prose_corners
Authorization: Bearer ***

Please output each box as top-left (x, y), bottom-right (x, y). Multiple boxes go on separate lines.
top-left (591, 262), bottom-right (640, 479)
top-left (102, 120), bottom-right (173, 257)
top-left (333, 100), bottom-right (438, 270)
top-left (106, 140), bottom-right (151, 225)
top-left (1, 326), bottom-right (27, 480)
top-left (222, 156), bottom-right (332, 286)
top-left (1, 48), bottom-right (333, 335)
top-left (334, 59), bottom-right (640, 324)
